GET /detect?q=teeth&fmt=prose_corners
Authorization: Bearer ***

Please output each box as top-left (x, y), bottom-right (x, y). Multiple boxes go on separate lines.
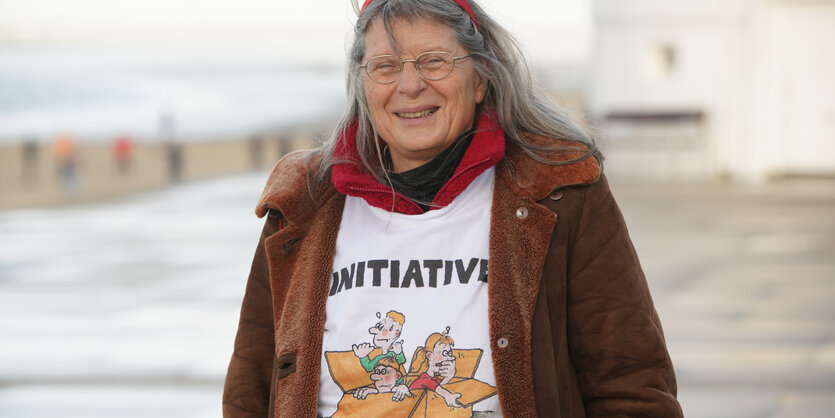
top-left (397, 108), bottom-right (436, 118)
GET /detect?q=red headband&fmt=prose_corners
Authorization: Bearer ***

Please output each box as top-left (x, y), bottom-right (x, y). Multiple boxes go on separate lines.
top-left (360, 0), bottom-right (480, 31)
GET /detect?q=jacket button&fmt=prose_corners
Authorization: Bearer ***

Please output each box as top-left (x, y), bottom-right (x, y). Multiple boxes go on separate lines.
top-left (497, 337), bottom-right (509, 348)
top-left (549, 190), bottom-right (564, 201)
top-left (516, 207), bottom-right (528, 219)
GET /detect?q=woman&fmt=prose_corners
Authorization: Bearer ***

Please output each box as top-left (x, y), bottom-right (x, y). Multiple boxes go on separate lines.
top-left (223, 0), bottom-right (683, 417)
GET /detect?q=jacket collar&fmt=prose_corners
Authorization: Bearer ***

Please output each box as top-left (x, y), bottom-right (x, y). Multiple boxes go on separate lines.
top-left (498, 132), bottom-right (601, 201)
top-left (330, 111), bottom-right (506, 215)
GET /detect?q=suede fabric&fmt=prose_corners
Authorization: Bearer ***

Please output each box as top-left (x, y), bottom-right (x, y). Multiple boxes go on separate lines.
top-left (223, 134), bottom-right (683, 417)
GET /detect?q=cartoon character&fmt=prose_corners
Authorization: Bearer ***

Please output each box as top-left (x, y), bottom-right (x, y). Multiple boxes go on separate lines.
top-left (352, 310), bottom-right (407, 372)
top-left (353, 356), bottom-right (412, 402)
top-left (408, 329), bottom-right (463, 408)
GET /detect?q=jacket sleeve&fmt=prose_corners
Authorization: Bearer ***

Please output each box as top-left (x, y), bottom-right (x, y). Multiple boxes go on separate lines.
top-left (223, 215), bottom-right (280, 417)
top-left (566, 175), bottom-right (683, 417)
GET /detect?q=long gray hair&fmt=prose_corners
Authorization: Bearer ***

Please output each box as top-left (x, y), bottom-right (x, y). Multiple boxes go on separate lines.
top-left (315, 0), bottom-right (600, 184)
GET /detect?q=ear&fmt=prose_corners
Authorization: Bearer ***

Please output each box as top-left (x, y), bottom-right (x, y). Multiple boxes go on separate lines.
top-left (474, 73), bottom-right (487, 105)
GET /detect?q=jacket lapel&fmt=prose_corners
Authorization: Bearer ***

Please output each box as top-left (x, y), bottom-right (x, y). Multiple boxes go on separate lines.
top-left (488, 163), bottom-right (558, 417)
top-left (264, 191), bottom-right (346, 417)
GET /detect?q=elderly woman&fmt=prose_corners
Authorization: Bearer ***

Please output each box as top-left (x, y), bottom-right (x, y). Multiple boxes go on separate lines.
top-left (223, 0), bottom-right (682, 417)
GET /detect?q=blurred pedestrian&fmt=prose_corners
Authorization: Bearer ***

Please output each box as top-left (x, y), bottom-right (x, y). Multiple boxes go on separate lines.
top-left (167, 141), bottom-right (183, 183)
top-left (248, 134), bottom-right (264, 170)
top-left (275, 135), bottom-right (288, 159)
top-left (112, 134), bottom-right (134, 175)
top-left (52, 133), bottom-right (78, 193)
top-left (21, 136), bottom-right (39, 185)
top-left (159, 110), bottom-right (182, 183)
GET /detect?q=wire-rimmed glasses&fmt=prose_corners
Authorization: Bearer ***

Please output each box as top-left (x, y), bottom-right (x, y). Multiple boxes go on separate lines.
top-left (360, 51), bottom-right (473, 84)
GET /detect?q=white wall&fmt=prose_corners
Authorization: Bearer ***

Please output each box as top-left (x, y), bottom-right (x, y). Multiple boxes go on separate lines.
top-left (772, 1), bottom-right (835, 174)
top-left (592, 0), bottom-right (835, 181)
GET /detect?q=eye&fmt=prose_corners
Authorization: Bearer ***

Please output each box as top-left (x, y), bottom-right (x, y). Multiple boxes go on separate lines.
top-left (418, 53), bottom-right (449, 69)
top-left (369, 57), bottom-right (400, 73)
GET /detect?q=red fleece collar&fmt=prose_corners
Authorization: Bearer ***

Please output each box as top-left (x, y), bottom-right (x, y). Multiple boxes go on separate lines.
top-left (331, 112), bottom-right (505, 215)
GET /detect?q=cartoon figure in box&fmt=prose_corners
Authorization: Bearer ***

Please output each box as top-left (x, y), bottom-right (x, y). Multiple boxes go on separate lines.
top-left (352, 310), bottom-right (407, 373)
top-left (353, 356), bottom-right (412, 401)
top-left (324, 318), bottom-right (497, 417)
top-left (408, 328), bottom-right (463, 408)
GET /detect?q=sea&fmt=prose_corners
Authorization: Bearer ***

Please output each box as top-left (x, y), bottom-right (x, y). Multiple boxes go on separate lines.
top-left (0, 42), bottom-right (348, 143)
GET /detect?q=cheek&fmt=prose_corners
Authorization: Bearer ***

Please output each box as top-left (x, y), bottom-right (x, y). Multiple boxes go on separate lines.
top-left (365, 86), bottom-right (389, 115)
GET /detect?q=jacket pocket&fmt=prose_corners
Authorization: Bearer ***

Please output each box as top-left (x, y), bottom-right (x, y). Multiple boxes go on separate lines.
top-left (275, 352), bottom-right (297, 380)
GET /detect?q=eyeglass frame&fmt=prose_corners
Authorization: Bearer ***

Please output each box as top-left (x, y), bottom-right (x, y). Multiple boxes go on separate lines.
top-left (359, 51), bottom-right (474, 84)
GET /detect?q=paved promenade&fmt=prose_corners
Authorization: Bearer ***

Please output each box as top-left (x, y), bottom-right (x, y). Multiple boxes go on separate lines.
top-left (613, 178), bottom-right (835, 417)
top-left (1, 172), bottom-right (833, 417)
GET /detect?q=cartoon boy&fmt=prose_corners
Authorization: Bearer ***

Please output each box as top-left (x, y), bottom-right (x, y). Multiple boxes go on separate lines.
top-left (352, 310), bottom-right (407, 372)
top-left (409, 330), bottom-right (462, 408)
top-left (352, 356), bottom-right (412, 402)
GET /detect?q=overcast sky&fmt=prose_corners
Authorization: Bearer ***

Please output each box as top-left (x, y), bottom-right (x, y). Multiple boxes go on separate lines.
top-left (0, 0), bottom-right (593, 63)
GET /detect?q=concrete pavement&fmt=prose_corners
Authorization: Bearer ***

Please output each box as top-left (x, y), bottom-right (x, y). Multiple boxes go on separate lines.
top-left (1, 172), bottom-right (833, 417)
top-left (611, 178), bottom-right (835, 417)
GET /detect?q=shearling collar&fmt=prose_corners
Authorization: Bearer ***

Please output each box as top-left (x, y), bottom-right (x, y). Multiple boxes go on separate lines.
top-left (256, 132), bottom-right (600, 222)
top-left (498, 132), bottom-right (601, 201)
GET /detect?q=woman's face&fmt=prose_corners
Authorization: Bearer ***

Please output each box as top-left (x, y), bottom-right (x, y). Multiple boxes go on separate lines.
top-left (362, 17), bottom-right (486, 173)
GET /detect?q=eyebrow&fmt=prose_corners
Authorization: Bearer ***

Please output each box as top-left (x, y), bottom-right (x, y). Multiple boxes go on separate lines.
top-left (367, 47), bottom-right (455, 58)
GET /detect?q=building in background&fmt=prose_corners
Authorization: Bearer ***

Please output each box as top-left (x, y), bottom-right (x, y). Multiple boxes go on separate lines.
top-left (590, 0), bottom-right (835, 182)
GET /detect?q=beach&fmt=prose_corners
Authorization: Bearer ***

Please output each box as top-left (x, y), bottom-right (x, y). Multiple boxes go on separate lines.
top-left (0, 132), bottom-right (320, 209)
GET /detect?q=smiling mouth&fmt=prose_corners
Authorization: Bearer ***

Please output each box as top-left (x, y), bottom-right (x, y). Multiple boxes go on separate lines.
top-left (395, 107), bottom-right (439, 119)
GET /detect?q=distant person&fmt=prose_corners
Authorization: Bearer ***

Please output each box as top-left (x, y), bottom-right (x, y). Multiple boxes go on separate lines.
top-left (159, 111), bottom-right (182, 183)
top-left (166, 141), bottom-right (183, 183)
top-left (52, 133), bottom-right (78, 193)
top-left (223, 1), bottom-right (682, 417)
top-left (275, 135), bottom-right (288, 159)
top-left (249, 135), bottom-right (264, 170)
top-left (21, 136), bottom-right (39, 185)
top-left (112, 135), bottom-right (134, 175)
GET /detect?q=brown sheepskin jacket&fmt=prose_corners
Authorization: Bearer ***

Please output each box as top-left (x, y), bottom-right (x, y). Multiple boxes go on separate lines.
top-left (223, 138), bottom-right (683, 417)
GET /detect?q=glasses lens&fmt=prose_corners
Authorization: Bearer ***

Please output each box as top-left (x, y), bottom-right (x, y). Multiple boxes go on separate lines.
top-left (416, 52), bottom-right (454, 80)
top-left (366, 56), bottom-right (400, 83)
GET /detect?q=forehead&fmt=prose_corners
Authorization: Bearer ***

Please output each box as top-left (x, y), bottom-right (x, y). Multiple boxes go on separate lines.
top-left (364, 16), bottom-right (461, 57)
top-left (383, 317), bottom-right (401, 326)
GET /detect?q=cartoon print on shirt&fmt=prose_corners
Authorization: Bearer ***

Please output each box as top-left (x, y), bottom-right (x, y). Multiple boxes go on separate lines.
top-left (323, 314), bottom-right (498, 417)
top-left (353, 356), bottom-right (412, 401)
top-left (352, 310), bottom-right (407, 374)
top-left (408, 327), bottom-right (462, 408)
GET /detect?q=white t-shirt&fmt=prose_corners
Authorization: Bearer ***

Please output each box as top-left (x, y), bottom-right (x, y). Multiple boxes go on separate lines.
top-left (318, 168), bottom-right (503, 418)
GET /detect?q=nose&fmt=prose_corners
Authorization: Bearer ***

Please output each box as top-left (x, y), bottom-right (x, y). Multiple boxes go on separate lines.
top-left (369, 327), bottom-right (379, 334)
top-left (396, 61), bottom-right (426, 96)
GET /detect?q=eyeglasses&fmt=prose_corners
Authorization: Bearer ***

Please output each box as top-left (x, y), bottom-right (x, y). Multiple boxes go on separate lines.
top-left (360, 51), bottom-right (473, 84)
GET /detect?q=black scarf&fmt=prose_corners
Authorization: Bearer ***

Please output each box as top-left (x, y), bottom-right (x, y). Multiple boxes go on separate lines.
top-left (385, 129), bottom-right (476, 212)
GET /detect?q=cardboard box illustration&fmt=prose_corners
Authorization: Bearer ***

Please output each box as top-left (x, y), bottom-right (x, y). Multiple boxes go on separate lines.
top-left (325, 348), bottom-right (497, 417)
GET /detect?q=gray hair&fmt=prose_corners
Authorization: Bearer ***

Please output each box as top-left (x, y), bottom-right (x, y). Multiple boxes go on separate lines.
top-left (315, 0), bottom-right (600, 184)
